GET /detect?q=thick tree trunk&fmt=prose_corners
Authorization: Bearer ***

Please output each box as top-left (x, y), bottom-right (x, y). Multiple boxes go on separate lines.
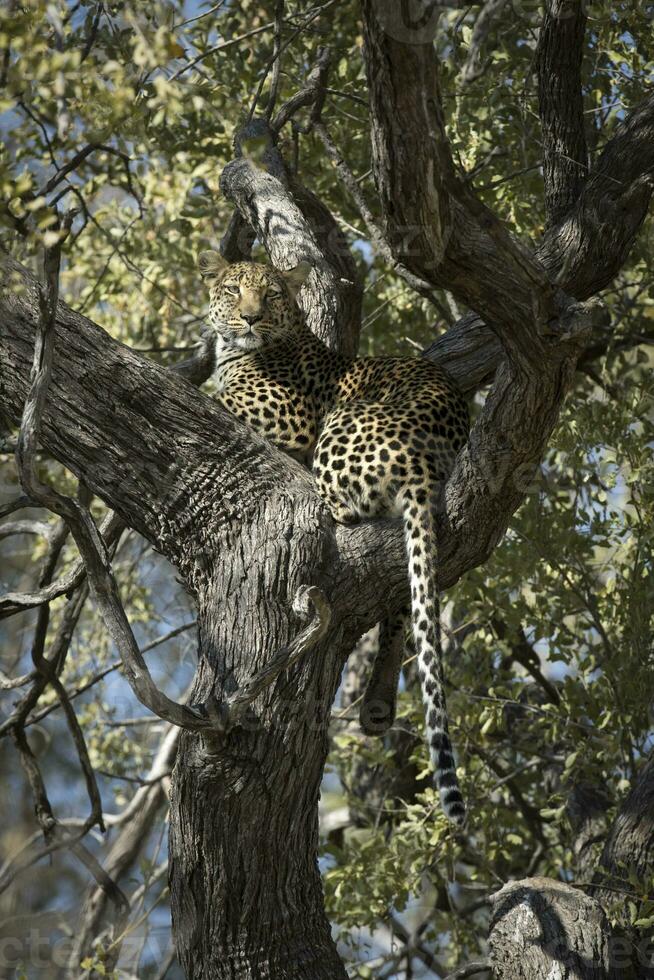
top-left (168, 494), bottom-right (351, 979)
top-left (0, 257), bottom-right (364, 976)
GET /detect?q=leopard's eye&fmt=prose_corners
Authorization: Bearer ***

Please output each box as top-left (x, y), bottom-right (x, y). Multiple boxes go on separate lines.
top-left (223, 283), bottom-right (240, 296)
top-left (266, 285), bottom-right (282, 298)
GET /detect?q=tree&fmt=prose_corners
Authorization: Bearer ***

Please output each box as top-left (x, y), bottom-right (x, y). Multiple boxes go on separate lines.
top-left (1, 1), bottom-right (653, 978)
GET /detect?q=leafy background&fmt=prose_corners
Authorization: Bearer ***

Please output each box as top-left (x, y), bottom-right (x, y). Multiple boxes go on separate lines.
top-left (0, 1), bottom-right (653, 977)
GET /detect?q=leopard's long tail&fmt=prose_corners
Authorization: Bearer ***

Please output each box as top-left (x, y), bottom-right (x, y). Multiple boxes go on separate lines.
top-left (402, 486), bottom-right (466, 826)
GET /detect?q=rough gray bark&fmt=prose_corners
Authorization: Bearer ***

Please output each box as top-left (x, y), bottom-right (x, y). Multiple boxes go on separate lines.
top-left (168, 494), bottom-right (350, 979)
top-left (535, 0), bottom-right (588, 225)
top-left (537, 89), bottom-right (654, 299)
top-left (489, 878), bottom-right (618, 979)
top-left (594, 751), bottom-right (654, 917)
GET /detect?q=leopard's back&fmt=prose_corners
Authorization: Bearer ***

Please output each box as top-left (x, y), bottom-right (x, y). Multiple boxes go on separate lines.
top-left (314, 355), bottom-right (468, 519)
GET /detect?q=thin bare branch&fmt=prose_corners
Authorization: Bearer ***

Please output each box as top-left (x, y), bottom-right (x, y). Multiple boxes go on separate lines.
top-left (272, 46), bottom-right (331, 133)
top-left (169, 22), bottom-right (275, 82)
top-left (69, 726), bottom-right (179, 968)
top-left (20, 621), bottom-right (196, 731)
top-left (0, 510), bottom-right (124, 617)
top-left (33, 142), bottom-right (134, 200)
top-left (459, 0), bottom-right (509, 84)
top-left (443, 963), bottom-right (491, 979)
top-left (0, 494), bottom-right (34, 518)
top-left (247, 1), bottom-right (337, 122)
top-left (263, 0), bottom-right (285, 120)
top-left (209, 585), bottom-right (331, 731)
top-left (177, 0), bottom-right (227, 28)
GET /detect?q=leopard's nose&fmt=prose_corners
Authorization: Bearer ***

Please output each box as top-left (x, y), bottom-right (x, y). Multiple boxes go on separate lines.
top-left (241, 313), bottom-right (262, 326)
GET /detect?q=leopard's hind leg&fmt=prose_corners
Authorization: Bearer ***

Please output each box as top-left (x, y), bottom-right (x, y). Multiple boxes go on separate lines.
top-left (359, 609), bottom-right (408, 736)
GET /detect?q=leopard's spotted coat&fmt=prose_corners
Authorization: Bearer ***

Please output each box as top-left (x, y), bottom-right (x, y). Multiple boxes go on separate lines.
top-left (199, 251), bottom-right (469, 824)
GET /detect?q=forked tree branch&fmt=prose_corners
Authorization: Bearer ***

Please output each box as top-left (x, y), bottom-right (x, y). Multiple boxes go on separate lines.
top-left (539, 89), bottom-right (654, 298)
top-left (272, 45), bottom-right (332, 133)
top-left (360, 0), bottom-right (654, 380)
top-left (360, 0), bottom-right (568, 375)
top-left (3, 38), bottom-right (651, 636)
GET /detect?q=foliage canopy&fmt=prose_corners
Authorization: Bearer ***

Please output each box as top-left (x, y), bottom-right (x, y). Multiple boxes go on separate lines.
top-left (1, 1), bottom-right (653, 977)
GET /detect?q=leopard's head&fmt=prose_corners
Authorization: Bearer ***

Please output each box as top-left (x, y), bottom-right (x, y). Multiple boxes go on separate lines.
top-left (198, 251), bottom-right (311, 351)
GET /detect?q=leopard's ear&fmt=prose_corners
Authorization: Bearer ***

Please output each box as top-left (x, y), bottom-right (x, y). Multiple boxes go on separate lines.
top-left (281, 260), bottom-right (312, 298)
top-left (198, 250), bottom-right (228, 280)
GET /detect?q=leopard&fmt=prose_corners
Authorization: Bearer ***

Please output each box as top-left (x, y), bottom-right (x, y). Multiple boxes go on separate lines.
top-left (199, 249), bottom-right (470, 826)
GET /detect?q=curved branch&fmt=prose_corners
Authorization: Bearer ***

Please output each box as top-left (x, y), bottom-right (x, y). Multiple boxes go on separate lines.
top-left (272, 45), bottom-right (331, 133)
top-left (0, 510), bottom-right (124, 618)
top-left (489, 878), bottom-right (614, 978)
top-left (203, 585), bottom-right (331, 735)
top-left (459, 0), bottom-right (510, 85)
top-left (217, 47), bottom-right (336, 286)
top-left (421, 93), bottom-right (654, 395)
top-left (0, 518), bottom-right (52, 539)
top-left (69, 725), bottom-right (180, 968)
